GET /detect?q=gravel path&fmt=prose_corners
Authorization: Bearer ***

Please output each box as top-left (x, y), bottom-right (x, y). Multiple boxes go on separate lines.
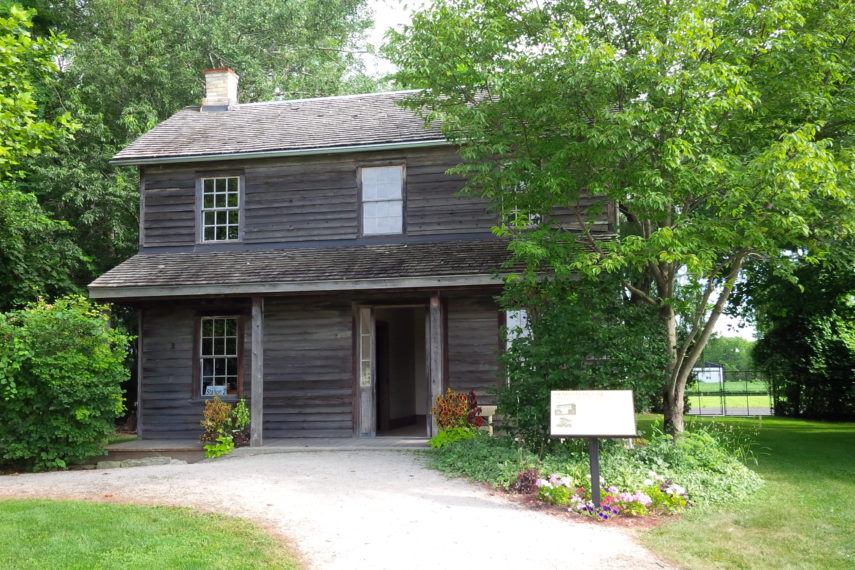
top-left (0, 451), bottom-right (672, 569)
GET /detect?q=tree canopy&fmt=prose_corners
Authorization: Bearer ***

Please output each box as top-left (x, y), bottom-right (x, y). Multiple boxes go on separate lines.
top-left (387, 0), bottom-right (854, 432)
top-left (0, 6), bottom-right (83, 310)
top-left (0, 0), bottom-right (377, 310)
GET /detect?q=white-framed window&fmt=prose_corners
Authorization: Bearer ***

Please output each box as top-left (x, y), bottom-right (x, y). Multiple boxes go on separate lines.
top-left (361, 165), bottom-right (403, 235)
top-left (201, 176), bottom-right (240, 241)
top-left (200, 316), bottom-right (240, 397)
top-left (506, 309), bottom-right (530, 351)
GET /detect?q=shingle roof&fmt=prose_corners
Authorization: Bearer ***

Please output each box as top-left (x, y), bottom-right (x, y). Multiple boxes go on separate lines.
top-left (88, 239), bottom-right (516, 299)
top-left (112, 91), bottom-right (445, 164)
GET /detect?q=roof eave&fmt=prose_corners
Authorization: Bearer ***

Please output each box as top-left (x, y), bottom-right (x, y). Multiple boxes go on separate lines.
top-left (110, 138), bottom-right (451, 166)
top-left (88, 273), bottom-right (505, 300)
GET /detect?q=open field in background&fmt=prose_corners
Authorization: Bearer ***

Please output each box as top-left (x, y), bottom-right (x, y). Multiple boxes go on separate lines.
top-left (692, 380), bottom-right (770, 393)
top-left (639, 416), bottom-right (855, 569)
top-left (0, 500), bottom-right (299, 569)
top-left (688, 395), bottom-right (773, 409)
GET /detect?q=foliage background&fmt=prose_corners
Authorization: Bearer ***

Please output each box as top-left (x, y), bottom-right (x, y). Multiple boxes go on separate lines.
top-left (499, 276), bottom-right (668, 449)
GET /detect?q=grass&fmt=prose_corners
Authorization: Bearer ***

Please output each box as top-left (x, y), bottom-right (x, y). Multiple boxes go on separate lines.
top-left (0, 499), bottom-right (300, 569)
top-left (687, 395), bottom-right (772, 409)
top-left (692, 381), bottom-right (770, 393)
top-left (106, 433), bottom-right (138, 445)
top-left (640, 416), bottom-right (855, 569)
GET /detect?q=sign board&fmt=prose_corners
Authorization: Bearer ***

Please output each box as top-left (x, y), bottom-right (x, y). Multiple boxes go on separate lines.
top-left (550, 390), bottom-right (637, 437)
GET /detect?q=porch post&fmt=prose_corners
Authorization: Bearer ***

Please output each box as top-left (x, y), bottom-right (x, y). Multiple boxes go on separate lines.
top-left (428, 292), bottom-right (444, 437)
top-left (250, 296), bottom-right (264, 447)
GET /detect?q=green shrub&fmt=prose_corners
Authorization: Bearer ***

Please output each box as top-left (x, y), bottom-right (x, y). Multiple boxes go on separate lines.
top-left (200, 397), bottom-right (250, 455)
top-left (232, 399), bottom-right (250, 431)
top-left (428, 426), bottom-right (476, 448)
top-left (0, 296), bottom-right (131, 471)
top-left (204, 434), bottom-right (235, 459)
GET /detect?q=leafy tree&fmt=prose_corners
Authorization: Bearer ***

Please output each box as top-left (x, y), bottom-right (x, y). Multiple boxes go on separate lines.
top-left (387, 0), bottom-right (855, 432)
top-left (0, 5), bottom-right (82, 311)
top-left (0, 4), bottom-right (74, 179)
top-left (500, 276), bottom-right (668, 449)
top-left (700, 336), bottom-right (755, 371)
top-left (736, 244), bottom-right (855, 420)
top-left (0, 296), bottom-right (131, 471)
top-left (18, 0), bottom-right (378, 282)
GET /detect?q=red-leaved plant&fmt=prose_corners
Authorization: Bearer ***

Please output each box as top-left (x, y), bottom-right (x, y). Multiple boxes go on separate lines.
top-left (431, 389), bottom-right (484, 429)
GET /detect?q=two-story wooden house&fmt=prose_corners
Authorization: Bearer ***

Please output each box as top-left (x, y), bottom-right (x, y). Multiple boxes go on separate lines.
top-left (88, 69), bottom-right (520, 444)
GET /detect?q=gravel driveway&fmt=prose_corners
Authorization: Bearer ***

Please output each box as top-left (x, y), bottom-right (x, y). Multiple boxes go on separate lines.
top-left (0, 451), bottom-right (672, 569)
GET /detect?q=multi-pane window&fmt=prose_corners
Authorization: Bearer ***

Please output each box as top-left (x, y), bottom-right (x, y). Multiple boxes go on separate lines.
top-left (361, 166), bottom-right (403, 235)
top-left (200, 316), bottom-right (239, 397)
top-left (201, 176), bottom-right (240, 241)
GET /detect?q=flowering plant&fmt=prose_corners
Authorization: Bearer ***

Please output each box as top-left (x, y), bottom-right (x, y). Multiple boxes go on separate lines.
top-left (536, 473), bottom-right (574, 505)
top-left (535, 469), bottom-right (689, 520)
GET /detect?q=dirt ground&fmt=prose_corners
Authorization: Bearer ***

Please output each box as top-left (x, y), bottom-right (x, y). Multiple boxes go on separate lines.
top-left (0, 450), bottom-right (674, 570)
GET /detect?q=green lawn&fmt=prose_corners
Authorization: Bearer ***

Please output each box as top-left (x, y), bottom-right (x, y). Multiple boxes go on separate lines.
top-left (640, 416), bottom-right (855, 569)
top-left (687, 395), bottom-right (772, 409)
top-left (0, 500), bottom-right (300, 569)
top-left (692, 381), bottom-right (769, 393)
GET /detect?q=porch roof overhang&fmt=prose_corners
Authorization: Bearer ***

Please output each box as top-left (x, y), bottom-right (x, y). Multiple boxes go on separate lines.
top-left (88, 239), bottom-right (516, 301)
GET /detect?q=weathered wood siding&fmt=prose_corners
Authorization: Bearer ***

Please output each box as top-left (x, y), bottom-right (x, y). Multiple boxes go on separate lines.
top-left (262, 297), bottom-right (354, 437)
top-left (140, 304), bottom-right (251, 439)
top-left (142, 169), bottom-right (197, 246)
top-left (447, 294), bottom-right (501, 405)
top-left (140, 147), bottom-right (500, 248)
top-left (405, 150), bottom-right (496, 235)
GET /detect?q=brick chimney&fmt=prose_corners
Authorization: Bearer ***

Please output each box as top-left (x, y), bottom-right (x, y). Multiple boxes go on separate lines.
top-left (201, 68), bottom-right (239, 111)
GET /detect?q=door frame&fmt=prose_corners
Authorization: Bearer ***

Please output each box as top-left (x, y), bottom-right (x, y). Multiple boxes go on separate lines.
top-left (354, 300), bottom-right (443, 437)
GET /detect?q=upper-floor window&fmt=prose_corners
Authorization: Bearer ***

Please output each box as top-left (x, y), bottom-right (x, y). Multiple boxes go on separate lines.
top-left (201, 176), bottom-right (240, 241)
top-left (361, 165), bottom-right (403, 236)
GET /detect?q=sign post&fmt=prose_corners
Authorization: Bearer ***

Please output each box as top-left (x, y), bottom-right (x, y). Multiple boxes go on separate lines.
top-left (550, 390), bottom-right (638, 508)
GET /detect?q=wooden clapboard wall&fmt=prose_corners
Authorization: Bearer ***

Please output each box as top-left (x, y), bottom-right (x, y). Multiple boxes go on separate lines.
top-left (446, 294), bottom-right (502, 406)
top-left (139, 303), bottom-right (251, 439)
top-left (261, 296), bottom-right (354, 438)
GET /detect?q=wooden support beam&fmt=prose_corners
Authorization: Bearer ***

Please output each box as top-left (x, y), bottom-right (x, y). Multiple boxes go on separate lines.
top-left (250, 296), bottom-right (264, 447)
top-left (136, 309), bottom-right (144, 439)
top-left (428, 292), bottom-right (444, 437)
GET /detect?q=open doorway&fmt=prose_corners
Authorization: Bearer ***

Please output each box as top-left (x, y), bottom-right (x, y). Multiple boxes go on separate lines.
top-left (374, 307), bottom-right (428, 437)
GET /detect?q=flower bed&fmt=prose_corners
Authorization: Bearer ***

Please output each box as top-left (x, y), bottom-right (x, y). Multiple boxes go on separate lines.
top-left (426, 422), bottom-right (763, 521)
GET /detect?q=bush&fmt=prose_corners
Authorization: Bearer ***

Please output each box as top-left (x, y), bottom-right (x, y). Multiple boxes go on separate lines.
top-left (200, 397), bottom-right (250, 455)
top-left (0, 296), bottom-right (131, 471)
top-left (431, 388), bottom-right (482, 429)
top-left (499, 277), bottom-right (669, 450)
top-left (428, 426), bottom-right (476, 449)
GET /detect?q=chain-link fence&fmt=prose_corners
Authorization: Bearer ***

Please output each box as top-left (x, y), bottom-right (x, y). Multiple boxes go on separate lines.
top-left (687, 370), bottom-right (773, 416)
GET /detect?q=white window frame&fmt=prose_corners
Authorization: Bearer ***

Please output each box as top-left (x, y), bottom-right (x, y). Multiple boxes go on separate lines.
top-left (360, 165), bottom-right (404, 236)
top-left (199, 175), bottom-right (242, 242)
top-left (199, 316), bottom-right (240, 397)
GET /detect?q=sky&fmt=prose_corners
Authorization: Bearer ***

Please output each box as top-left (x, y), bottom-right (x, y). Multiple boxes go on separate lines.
top-left (362, 0), bottom-right (426, 76)
top-left (361, 0), bottom-right (757, 341)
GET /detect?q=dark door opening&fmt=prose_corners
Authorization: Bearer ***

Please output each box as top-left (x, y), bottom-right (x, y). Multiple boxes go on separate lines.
top-left (374, 307), bottom-right (427, 437)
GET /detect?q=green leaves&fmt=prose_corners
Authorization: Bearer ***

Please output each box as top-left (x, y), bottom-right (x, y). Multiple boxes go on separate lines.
top-left (0, 6), bottom-right (76, 181)
top-left (0, 296), bottom-right (132, 471)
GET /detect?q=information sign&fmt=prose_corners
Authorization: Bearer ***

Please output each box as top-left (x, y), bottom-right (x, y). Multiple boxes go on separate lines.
top-left (550, 390), bottom-right (637, 438)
